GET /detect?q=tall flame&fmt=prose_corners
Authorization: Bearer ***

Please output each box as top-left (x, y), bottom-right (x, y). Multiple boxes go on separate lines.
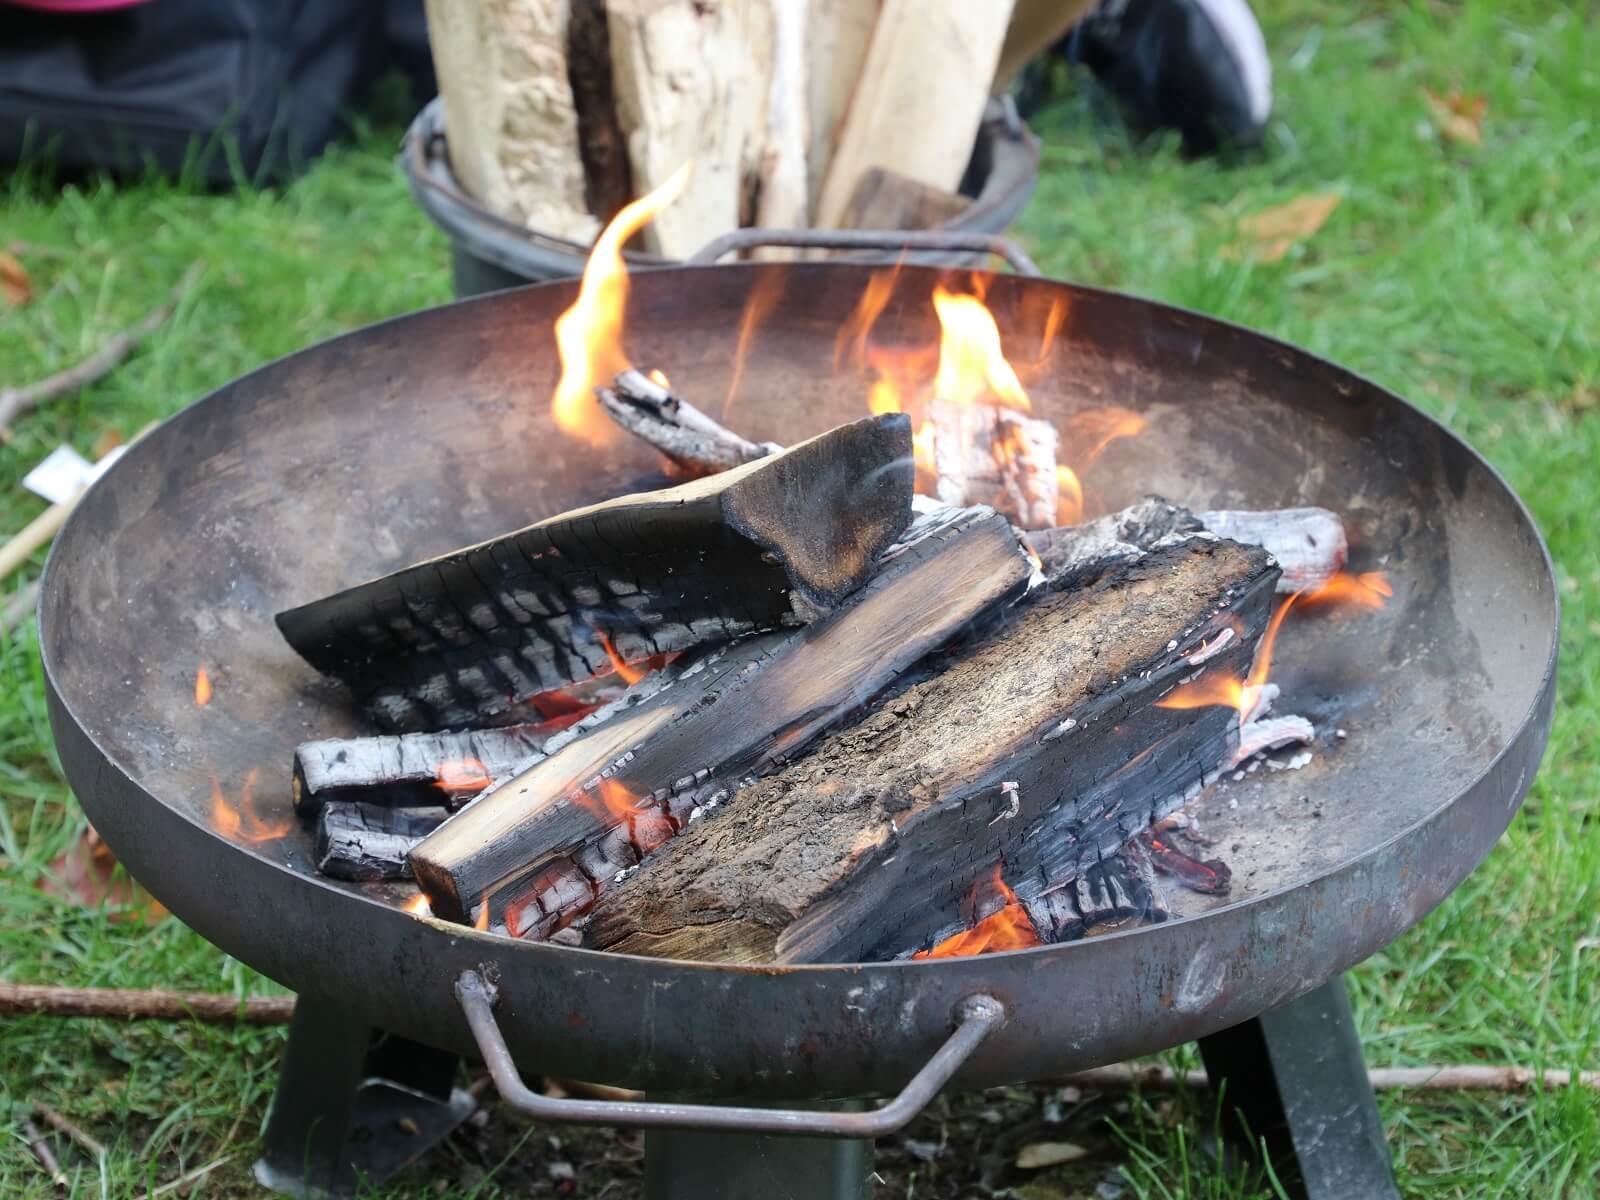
top-left (194, 665), bottom-right (213, 707)
top-left (931, 286), bottom-right (1030, 412)
top-left (552, 162), bottom-right (693, 444)
top-left (914, 864), bottom-right (1042, 959)
top-left (210, 770), bottom-right (293, 844)
top-left (724, 270), bottom-right (785, 418)
top-left (1303, 571), bottom-right (1393, 610)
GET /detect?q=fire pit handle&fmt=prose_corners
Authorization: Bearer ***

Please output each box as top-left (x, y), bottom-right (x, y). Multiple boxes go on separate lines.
top-left (686, 228), bottom-right (1042, 276)
top-left (455, 969), bottom-right (1005, 1136)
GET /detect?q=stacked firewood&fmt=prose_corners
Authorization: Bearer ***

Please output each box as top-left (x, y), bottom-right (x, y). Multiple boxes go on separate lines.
top-left (421, 0), bottom-right (1094, 254)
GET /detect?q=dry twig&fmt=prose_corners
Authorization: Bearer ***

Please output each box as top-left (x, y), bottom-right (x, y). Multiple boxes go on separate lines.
top-left (32, 1103), bottom-right (107, 1162)
top-left (1060, 1062), bottom-right (1600, 1093)
top-left (147, 1154), bottom-right (233, 1198)
top-left (0, 983), bottom-right (294, 1026)
top-left (19, 1117), bottom-right (68, 1189)
top-left (0, 264), bottom-right (200, 432)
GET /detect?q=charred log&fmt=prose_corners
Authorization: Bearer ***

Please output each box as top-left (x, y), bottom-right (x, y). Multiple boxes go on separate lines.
top-left (580, 537), bottom-right (1278, 964)
top-left (408, 505), bottom-right (1034, 926)
top-left (597, 369), bottom-right (780, 478)
top-left (1196, 508), bottom-right (1347, 593)
top-left (293, 724), bottom-right (552, 815)
top-left (1021, 841), bottom-right (1170, 945)
top-left (275, 415), bottom-right (913, 732)
top-left (315, 802), bottom-right (450, 882)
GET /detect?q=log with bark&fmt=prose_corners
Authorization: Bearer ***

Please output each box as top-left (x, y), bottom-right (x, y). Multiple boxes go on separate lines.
top-left (408, 504), bottom-right (1034, 926)
top-left (276, 415), bottom-right (913, 732)
top-left (580, 536), bottom-right (1279, 964)
top-left (314, 802), bottom-right (450, 882)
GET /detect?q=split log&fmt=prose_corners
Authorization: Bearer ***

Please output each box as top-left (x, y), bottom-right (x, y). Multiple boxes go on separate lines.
top-left (276, 415), bottom-right (913, 732)
top-left (815, 0), bottom-right (1018, 230)
top-left (1027, 498), bottom-right (1348, 595)
top-left (566, 0), bottom-right (634, 226)
top-left (607, 0), bottom-right (772, 258)
top-left (805, 0), bottom-right (879, 215)
top-left (929, 400), bottom-right (1060, 529)
top-left (597, 369), bottom-right (779, 477)
top-left (753, 0), bottom-right (811, 244)
top-left (582, 536), bottom-right (1279, 964)
top-left (293, 724), bottom-right (552, 815)
top-left (315, 802), bottom-right (450, 882)
top-left (423, 0), bottom-right (599, 241)
top-left (408, 505), bottom-right (1033, 926)
top-left (840, 167), bottom-right (971, 232)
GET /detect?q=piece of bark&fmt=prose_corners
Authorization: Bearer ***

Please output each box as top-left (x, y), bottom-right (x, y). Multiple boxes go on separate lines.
top-left (805, 0), bottom-right (879, 215)
top-left (753, 0), bottom-right (810, 246)
top-left (315, 802), bottom-right (450, 882)
top-left (597, 368), bottom-right (779, 477)
top-left (424, 0), bottom-right (599, 241)
top-left (930, 399), bottom-right (1059, 529)
top-left (583, 537), bottom-right (1278, 964)
top-left (276, 415), bottom-right (913, 732)
top-left (840, 166), bottom-right (970, 232)
top-left (293, 724), bottom-right (553, 815)
top-left (409, 505), bottom-right (1033, 925)
top-left (1196, 508), bottom-right (1348, 593)
top-left (815, 0), bottom-right (1017, 230)
top-left (566, 0), bottom-right (634, 225)
top-left (607, 0), bottom-right (772, 258)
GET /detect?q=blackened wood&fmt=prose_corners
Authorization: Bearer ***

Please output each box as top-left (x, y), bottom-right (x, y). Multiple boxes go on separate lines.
top-left (275, 415), bottom-right (913, 732)
top-left (582, 538), bottom-right (1278, 964)
top-left (597, 369), bottom-right (779, 477)
top-left (929, 400), bottom-right (1060, 529)
top-left (1026, 496), bottom-right (1202, 587)
top-left (409, 505), bottom-right (1033, 925)
top-left (1020, 841), bottom-right (1169, 946)
top-left (566, 0), bottom-right (634, 225)
top-left (292, 724), bottom-right (551, 815)
top-left (314, 802), bottom-right (450, 882)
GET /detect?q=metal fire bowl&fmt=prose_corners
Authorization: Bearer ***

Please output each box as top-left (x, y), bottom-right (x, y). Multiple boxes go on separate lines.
top-left (40, 257), bottom-right (1557, 1102)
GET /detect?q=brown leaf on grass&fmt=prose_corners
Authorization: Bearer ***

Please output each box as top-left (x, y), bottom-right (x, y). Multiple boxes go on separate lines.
top-left (38, 825), bottom-right (168, 925)
top-left (1423, 89), bottom-right (1486, 146)
top-left (0, 251), bottom-right (32, 307)
top-left (1227, 193), bottom-right (1342, 263)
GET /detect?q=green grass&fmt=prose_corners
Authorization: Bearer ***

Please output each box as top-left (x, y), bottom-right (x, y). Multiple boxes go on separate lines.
top-left (2, 1), bottom-right (1598, 1196)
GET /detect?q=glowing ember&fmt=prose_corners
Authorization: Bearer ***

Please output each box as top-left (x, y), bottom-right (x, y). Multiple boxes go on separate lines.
top-left (435, 757), bottom-right (493, 794)
top-left (930, 286), bottom-right (1030, 412)
top-left (914, 865), bottom-right (1042, 959)
top-left (209, 769), bottom-right (293, 844)
top-left (724, 270), bottom-right (785, 417)
top-left (473, 900), bottom-right (491, 931)
top-left (648, 368), bottom-right (671, 388)
top-left (580, 775), bottom-right (641, 825)
top-left (552, 162), bottom-right (692, 445)
top-left (597, 632), bottom-right (651, 685)
top-left (1303, 570), bottom-right (1393, 610)
top-left (403, 893), bottom-right (432, 917)
top-left (194, 665), bottom-right (213, 707)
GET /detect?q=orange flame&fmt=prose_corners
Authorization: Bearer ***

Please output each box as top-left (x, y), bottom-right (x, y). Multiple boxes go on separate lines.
top-left (403, 893), bottom-right (432, 917)
top-left (473, 900), bottom-right (491, 932)
top-left (209, 770), bottom-right (293, 844)
top-left (1303, 571), bottom-right (1393, 610)
top-left (1056, 466), bottom-right (1084, 525)
top-left (552, 162), bottom-right (692, 445)
top-left (1158, 594), bottom-right (1301, 725)
top-left (931, 286), bottom-right (1030, 412)
top-left (724, 270), bottom-right (785, 417)
top-left (435, 757), bottom-right (493, 794)
top-left (194, 665), bottom-right (213, 707)
top-left (914, 865), bottom-right (1042, 959)
top-left (597, 632), bottom-right (650, 685)
top-left (835, 264), bottom-right (903, 372)
top-left (1071, 407), bottom-right (1148, 464)
top-left (649, 368), bottom-right (671, 388)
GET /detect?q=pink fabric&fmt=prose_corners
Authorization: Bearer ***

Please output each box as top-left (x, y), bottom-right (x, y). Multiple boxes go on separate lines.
top-left (3, 0), bottom-right (151, 9)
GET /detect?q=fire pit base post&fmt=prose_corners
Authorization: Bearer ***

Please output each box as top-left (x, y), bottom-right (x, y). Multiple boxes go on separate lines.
top-left (1197, 975), bottom-right (1400, 1200)
top-left (642, 1105), bottom-right (871, 1200)
top-left (253, 995), bottom-right (476, 1198)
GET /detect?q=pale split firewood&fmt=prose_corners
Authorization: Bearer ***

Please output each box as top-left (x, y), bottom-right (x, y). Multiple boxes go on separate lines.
top-left (607, 0), bottom-right (772, 258)
top-left (597, 368), bottom-right (780, 477)
top-left (753, 0), bottom-right (811, 250)
top-left (805, 0), bottom-right (879, 216)
top-left (275, 415), bottom-right (912, 732)
top-left (424, 0), bottom-right (598, 242)
top-left (293, 724), bottom-right (554, 814)
top-left (315, 802), bottom-right (451, 882)
top-left (582, 537), bottom-right (1279, 964)
top-left (408, 505), bottom-right (1033, 926)
top-left (840, 166), bottom-right (970, 232)
top-left (1196, 508), bottom-right (1348, 593)
top-left (991, 0), bottom-right (1098, 95)
top-left (929, 399), bottom-right (1060, 530)
top-left (815, 0), bottom-right (1018, 230)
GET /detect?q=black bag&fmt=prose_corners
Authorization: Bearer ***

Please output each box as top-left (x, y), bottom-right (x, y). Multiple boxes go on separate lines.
top-left (0, 0), bottom-right (391, 184)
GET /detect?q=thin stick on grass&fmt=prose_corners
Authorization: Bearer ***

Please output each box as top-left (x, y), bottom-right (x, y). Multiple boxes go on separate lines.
top-left (32, 1104), bottom-right (107, 1161)
top-left (0, 264), bottom-right (201, 433)
top-left (147, 1154), bottom-right (233, 1198)
top-left (0, 983), bottom-right (294, 1026)
top-left (19, 1116), bottom-right (69, 1189)
top-left (1059, 1063), bottom-right (1600, 1093)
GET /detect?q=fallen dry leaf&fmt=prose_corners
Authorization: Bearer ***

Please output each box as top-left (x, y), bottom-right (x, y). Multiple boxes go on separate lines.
top-left (39, 825), bottom-right (167, 924)
top-left (1423, 89), bottom-right (1486, 146)
top-left (1227, 193), bottom-right (1342, 263)
top-left (0, 250), bottom-right (32, 307)
top-left (90, 427), bottom-right (128, 460)
top-left (1016, 1141), bottom-right (1089, 1170)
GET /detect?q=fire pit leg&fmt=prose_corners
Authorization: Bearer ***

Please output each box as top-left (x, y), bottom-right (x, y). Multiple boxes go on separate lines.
top-left (643, 1109), bottom-right (871, 1200)
top-left (1197, 975), bottom-right (1400, 1200)
top-left (253, 995), bottom-right (475, 1197)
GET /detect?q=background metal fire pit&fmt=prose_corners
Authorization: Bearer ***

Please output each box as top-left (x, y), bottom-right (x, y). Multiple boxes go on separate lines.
top-left (40, 249), bottom-right (1555, 1117)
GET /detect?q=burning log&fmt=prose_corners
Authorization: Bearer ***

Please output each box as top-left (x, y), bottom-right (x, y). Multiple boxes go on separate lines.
top-left (292, 724), bottom-right (553, 815)
top-left (928, 399), bottom-right (1060, 529)
top-left (275, 415), bottom-right (913, 732)
top-left (1027, 498), bottom-right (1348, 595)
top-left (1020, 841), bottom-right (1170, 946)
top-left (580, 537), bottom-right (1279, 964)
top-left (314, 802), bottom-right (450, 882)
top-left (407, 505), bottom-right (1034, 926)
top-left (596, 368), bottom-right (779, 477)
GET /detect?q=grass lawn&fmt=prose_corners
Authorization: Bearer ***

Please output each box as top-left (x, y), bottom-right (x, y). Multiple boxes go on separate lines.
top-left (2, 1), bottom-right (1596, 1196)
